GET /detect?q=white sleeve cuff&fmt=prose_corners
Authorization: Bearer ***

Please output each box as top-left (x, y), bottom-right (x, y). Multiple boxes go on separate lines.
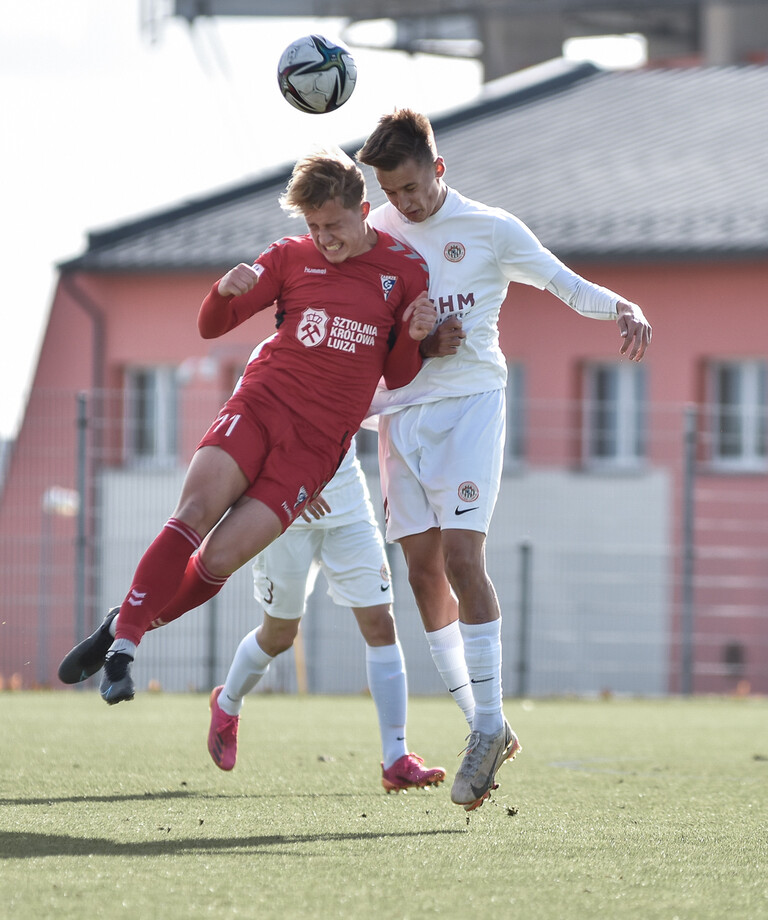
top-left (545, 265), bottom-right (620, 320)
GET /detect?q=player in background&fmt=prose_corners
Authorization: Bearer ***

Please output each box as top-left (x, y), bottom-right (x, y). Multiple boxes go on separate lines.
top-left (61, 431), bottom-right (447, 792)
top-left (207, 420), bottom-right (446, 792)
top-left (59, 149), bottom-right (436, 706)
top-left (357, 109), bottom-right (653, 811)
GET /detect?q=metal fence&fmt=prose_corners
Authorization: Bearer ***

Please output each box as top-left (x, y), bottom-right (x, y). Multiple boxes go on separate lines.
top-left (1, 388), bottom-right (766, 697)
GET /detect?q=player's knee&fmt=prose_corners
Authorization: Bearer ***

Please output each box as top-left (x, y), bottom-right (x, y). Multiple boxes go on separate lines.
top-left (172, 493), bottom-right (223, 540)
top-left (257, 620), bottom-right (298, 656)
top-left (354, 605), bottom-right (396, 645)
top-left (406, 565), bottom-right (440, 602)
top-left (172, 502), bottom-right (205, 534)
top-left (443, 544), bottom-right (485, 593)
top-left (198, 543), bottom-right (246, 578)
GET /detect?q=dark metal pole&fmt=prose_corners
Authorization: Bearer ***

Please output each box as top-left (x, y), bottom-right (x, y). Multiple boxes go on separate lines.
top-left (207, 594), bottom-right (218, 691)
top-left (516, 539), bottom-right (532, 698)
top-left (75, 393), bottom-right (88, 649)
top-left (37, 508), bottom-right (51, 685)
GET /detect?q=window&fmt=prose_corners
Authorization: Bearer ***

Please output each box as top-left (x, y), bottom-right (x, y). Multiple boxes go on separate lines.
top-left (707, 360), bottom-right (767, 470)
top-left (582, 362), bottom-right (646, 469)
top-left (124, 367), bottom-right (178, 465)
top-left (506, 362), bottom-right (525, 464)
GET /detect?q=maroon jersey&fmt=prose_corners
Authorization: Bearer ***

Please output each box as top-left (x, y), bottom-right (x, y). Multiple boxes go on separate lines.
top-left (199, 230), bottom-right (429, 449)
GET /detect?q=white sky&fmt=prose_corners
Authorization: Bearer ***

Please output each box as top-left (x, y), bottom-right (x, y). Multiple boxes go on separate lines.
top-left (1, 1), bottom-right (644, 439)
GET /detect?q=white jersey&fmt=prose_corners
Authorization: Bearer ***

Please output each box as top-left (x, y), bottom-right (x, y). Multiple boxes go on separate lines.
top-left (368, 187), bottom-right (612, 414)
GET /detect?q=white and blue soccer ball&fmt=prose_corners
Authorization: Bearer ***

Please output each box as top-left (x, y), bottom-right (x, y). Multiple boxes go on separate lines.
top-left (277, 35), bottom-right (357, 114)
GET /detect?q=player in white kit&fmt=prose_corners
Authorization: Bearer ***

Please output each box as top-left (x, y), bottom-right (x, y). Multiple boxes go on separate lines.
top-left (357, 109), bottom-right (652, 810)
top-left (204, 350), bottom-right (446, 791)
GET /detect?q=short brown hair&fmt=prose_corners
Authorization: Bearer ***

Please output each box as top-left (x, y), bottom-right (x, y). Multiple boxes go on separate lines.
top-left (356, 109), bottom-right (437, 171)
top-left (280, 149), bottom-right (366, 215)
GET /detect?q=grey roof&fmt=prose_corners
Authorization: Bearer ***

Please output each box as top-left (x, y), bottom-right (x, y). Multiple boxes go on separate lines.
top-left (63, 59), bottom-right (768, 272)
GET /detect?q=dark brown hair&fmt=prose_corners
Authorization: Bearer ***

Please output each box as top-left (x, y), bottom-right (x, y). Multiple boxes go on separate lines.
top-left (356, 109), bottom-right (437, 171)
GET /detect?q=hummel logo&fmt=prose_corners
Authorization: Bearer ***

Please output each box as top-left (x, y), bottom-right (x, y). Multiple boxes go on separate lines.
top-left (449, 683), bottom-right (468, 693)
top-left (454, 506), bottom-right (478, 515)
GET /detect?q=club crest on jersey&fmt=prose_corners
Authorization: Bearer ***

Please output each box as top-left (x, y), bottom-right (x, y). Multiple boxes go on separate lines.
top-left (298, 307), bottom-right (329, 347)
top-left (293, 485), bottom-right (309, 509)
top-left (458, 481), bottom-right (480, 502)
top-left (380, 275), bottom-right (397, 300)
top-left (444, 242), bottom-right (466, 263)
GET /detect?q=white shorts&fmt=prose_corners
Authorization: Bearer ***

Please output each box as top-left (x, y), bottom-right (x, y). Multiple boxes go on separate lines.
top-left (378, 389), bottom-right (506, 542)
top-left (252, 517), bottom-right (392, 619)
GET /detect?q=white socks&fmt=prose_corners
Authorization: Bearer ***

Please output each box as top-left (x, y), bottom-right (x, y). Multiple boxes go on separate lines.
top-left (425, 620), bottom-right (475, 728)
top-left (366, 642), bottom-right (408, 769)
top-left (218, 633), bottom-right (409, 768)
top-left (109, 638), bottom-right (136, 659)
top-left (219, 629), bottom-right (274, 716)
top-left (460, 619), bottom-right (503, 735)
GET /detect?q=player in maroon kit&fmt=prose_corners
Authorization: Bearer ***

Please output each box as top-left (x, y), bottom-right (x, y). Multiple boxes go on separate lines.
top-left (93, 149), bottom-right (436, 705)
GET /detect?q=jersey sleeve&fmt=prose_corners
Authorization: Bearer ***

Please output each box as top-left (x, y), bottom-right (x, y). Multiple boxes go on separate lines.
top-left (494, 209), bottom-right (564, 289)
top-left (381, 256), bottom-right (430, 389)
top-left (197, 242), bottom-right (286, 339)
top-left (545, 265), bottom-right (620, 320)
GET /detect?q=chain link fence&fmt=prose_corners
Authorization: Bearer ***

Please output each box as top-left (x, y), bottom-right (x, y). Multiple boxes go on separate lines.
top-left (1, 388), bottom-right (766, 697)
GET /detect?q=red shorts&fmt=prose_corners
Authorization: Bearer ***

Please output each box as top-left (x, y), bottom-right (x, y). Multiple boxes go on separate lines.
top-left (197, 399), bottom-right (347, 531)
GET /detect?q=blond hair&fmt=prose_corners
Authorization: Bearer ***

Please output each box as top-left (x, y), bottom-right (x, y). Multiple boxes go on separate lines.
top-left (280, 148), bottom-right (366, 215)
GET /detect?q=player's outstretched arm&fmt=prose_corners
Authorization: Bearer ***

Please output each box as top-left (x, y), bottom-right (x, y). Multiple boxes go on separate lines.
top-left (616, 300), bottom-right (652, 362)
top-left (544, 266), bottom-right (652, 362)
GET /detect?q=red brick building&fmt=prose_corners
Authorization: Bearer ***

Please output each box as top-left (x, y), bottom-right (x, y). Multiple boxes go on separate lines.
top-left (2, 60), bottom-right (766, 695)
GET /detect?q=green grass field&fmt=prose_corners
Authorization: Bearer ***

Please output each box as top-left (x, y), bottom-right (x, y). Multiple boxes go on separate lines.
top-left (1, 692), bottom-right (766, 920)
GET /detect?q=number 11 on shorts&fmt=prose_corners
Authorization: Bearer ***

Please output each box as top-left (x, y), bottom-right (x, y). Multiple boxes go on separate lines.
top-left (212, 413), bottom-right (241, 437)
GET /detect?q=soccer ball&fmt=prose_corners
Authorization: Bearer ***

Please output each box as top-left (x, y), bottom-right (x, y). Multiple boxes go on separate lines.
top-left (277, 34), bottom-right (357, 115)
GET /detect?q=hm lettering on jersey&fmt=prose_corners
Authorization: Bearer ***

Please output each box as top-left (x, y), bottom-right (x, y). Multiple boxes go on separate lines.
top-left (436, 292), bottom-right (474, 320)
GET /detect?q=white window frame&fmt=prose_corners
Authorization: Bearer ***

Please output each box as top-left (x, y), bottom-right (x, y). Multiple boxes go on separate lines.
top-left (707, 360), bottom-right (767, 472)
top-left (582, 362), bottom-right (646, 470)
top-left (123, 366), bottom-right (179, 467)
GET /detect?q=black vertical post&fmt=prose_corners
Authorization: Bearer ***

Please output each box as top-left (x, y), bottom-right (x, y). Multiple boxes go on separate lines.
top-left (75, 393), bottom-right (88, 648)
top-left (516, 539), bottom-right (532, 698)
top-left (206, 595), bottom-right (218, 692)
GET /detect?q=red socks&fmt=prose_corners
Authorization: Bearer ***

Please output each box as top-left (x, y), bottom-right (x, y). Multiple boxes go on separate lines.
top-left (148, 554), bottom-right (229, 630)
top-left (115, 518), bottom-right (201, 646)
